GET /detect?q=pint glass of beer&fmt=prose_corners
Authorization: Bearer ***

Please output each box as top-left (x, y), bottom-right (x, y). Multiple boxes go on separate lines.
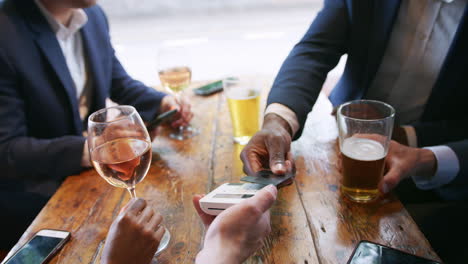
top-left (337, 100), bottom-right (395, 203)
top-left (223, 77), bottom-right (260, 145)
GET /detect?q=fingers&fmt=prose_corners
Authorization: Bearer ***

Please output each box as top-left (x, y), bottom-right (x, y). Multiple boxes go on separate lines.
top-left (171, 96), bottom-right (193, 128)
top-left (379, 167), bottom-right (403, 194)
top-left (154, 226), bottom-right (166, 242)
top-left (148, 212), bottom-right (163, 231)
top-left (139, 204), bottom-right (155, 224)
top-left (286, 152), bottom-right (295, 173)
top-left (240, 148), bottom-right (262, 175)
top-left (246, 185), bottom-right (277, 213)
top-left (126, 198), bottom-right (147, 215)
top-left (192, 195), bottom-right (216, 227)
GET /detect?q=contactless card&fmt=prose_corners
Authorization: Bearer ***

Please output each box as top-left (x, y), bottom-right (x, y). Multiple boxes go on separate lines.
top-left (240, 170), bottom-right (295, 187)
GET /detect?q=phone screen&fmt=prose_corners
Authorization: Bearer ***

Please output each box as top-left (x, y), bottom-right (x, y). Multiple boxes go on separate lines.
top-left (348, 241), bottom-right (441, 264)
top-left (5, 235), bottom-right (65, 264)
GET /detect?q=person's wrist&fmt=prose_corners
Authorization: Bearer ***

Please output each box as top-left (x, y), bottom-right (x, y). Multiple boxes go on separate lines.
top-left (263, 113), bottom-right (292, 136)
top-left (196, 238), bottom-right (243, 264)
top-left (160, 94), bottom-right (171, 110)
top-left (415, 148), bottom-right (437, 180)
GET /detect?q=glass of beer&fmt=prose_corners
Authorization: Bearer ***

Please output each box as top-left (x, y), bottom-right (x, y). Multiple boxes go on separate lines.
top-left (88, 105), bottom-right (170, 256)
top-left (223, 77), bottom-right (260, 145)
top-left (157, 45), bottom-right (198, 140)
top-left (337, 100), bottom-right (395, 203)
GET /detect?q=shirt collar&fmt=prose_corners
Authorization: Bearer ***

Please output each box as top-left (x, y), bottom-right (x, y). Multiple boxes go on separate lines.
top-left (34, 0), bottom-right (88, 40)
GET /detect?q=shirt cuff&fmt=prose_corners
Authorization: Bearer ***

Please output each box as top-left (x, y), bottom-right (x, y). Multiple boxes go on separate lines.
top-left (402, 125), bottom-right (418, 147)
top-left (264, 103), bottom-right (300, 136)
top-left (81, 139), bottom-right (92, 168)
top-left (412, 146), bottom-right (460, 190)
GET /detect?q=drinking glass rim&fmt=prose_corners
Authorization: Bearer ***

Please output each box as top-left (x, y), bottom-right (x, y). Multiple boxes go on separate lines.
top-left (88, 105), bottom-right (138, 124)
top-left (338, 99), bottom-right (395, 121)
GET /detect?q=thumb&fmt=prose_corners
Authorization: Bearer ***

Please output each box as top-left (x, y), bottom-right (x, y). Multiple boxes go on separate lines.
top-left (267, 140), bottom-right (287, 174)
top-left (247, 185), bottom-right (277, 213)
top-left (379, 168), bottom-right (402, 194)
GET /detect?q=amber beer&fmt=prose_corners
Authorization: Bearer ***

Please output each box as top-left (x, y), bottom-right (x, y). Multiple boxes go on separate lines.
top-left (224, 78), bottom-right (260, 145)
top-left (341, 137), bottom-right (386, 202)
top-left (337, 100), bottom-right (395, 203)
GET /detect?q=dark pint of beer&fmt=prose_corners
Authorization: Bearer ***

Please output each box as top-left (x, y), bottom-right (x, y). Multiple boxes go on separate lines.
top-left (341, 137), bottom-right (386, 202)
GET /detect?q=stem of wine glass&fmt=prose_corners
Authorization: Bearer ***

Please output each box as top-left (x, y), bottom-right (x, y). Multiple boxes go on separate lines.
top-left (127, 187), bottom-right (137, 199)
top-left (174, 93), bottom-right (184, 130)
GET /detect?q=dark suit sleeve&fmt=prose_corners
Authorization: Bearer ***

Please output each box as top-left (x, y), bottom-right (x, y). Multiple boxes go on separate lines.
top-left (267, 0), bottom-right (349, 138)
top-left (0, 48), bottom-right (86, 181)
top-left (413, 119), bottom-right (468, 147)
top-left (412, 120), bottom-right (468, 200)
top-left (109, 53), bottom-right (167, 121)
top-left (95, 7), bottom-right (167, 122)
top-left (432, 139), bottom-right (468, 201)
top-left (446, 140), bottom-right (468, 186)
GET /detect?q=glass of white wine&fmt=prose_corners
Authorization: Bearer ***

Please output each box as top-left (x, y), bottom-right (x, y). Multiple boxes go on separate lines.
top-left (157, 45), bottom-right (198, 140)
top-left (88, 105), bottom-right (170, 257)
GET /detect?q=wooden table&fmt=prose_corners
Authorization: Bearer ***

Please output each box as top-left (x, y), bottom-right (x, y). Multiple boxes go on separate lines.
top-left (5, 80), bottom-right (441, 263)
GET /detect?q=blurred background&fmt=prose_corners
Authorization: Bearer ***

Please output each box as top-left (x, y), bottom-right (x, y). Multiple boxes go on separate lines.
top-left (99, 0), bottom-right (345, 91)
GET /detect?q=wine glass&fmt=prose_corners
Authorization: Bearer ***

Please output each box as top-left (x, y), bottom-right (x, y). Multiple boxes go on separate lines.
top-left (88, 105), bottom-right (170, 257)
top-left (157, 45), bottom-right (198, 140)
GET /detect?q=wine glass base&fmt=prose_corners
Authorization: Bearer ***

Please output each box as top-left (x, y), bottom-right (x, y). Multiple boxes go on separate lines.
top-left (154, 227), bottom-right (171, 257)
top-left (169, 126), bottom-right (199, 140)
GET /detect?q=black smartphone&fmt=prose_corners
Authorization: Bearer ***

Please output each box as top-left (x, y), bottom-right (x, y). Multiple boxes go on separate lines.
top-left (347, 240), bottom-right (441, 264)
top-left (4, 229), bottom-right (70, 264)
top-left (146, 109), bottom-right (178, 131)
top-left (193, 80), bottom-right (223, 96)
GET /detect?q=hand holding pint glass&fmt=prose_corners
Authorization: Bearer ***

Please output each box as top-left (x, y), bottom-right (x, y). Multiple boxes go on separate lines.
top-left (337, 100), bottom-right (395, 203)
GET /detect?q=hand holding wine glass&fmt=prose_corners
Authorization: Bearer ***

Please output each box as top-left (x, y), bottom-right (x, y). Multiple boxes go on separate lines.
top-left (88, 105), bottom-right (170, 257)
top-left (157, 45), bottom-right (198, 140)
top-left (101, 198), bottom-right (165, 264)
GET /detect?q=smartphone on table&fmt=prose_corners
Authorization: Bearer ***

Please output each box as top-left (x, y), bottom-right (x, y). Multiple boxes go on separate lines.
top-left (347, 240), bottom-right (441, 264)
top-left (193, 80), bottom-right (223, 96)
top-left (3, 229), bottom-right (70, 264)
top-left (146, 109), bottom-right (178, 131)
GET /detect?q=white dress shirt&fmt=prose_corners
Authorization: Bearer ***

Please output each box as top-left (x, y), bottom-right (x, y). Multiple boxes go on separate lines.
top-left (266, 0), bottom-right (466, 190)
top-left (35, 0), bottom-right (92, 167)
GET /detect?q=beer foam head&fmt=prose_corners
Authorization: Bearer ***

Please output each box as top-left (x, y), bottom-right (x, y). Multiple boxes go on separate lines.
top-left (226, 87), bottom-right (259, 100)
top-left (341, 137), bottom-right (385, 161)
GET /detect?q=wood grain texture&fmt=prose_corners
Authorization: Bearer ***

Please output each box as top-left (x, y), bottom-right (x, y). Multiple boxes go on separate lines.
top-left (5, 80), bottom-right (441, 264)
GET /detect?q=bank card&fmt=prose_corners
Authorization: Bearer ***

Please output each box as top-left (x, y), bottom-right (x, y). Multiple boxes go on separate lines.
top-left (240, 170), bottom-right (295, 188)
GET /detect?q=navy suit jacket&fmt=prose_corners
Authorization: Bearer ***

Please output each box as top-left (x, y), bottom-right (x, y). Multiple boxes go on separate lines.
top-left (0, 0), bottom-right (166, 184)
top-left (268, 0), bottom-right (468, 200)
